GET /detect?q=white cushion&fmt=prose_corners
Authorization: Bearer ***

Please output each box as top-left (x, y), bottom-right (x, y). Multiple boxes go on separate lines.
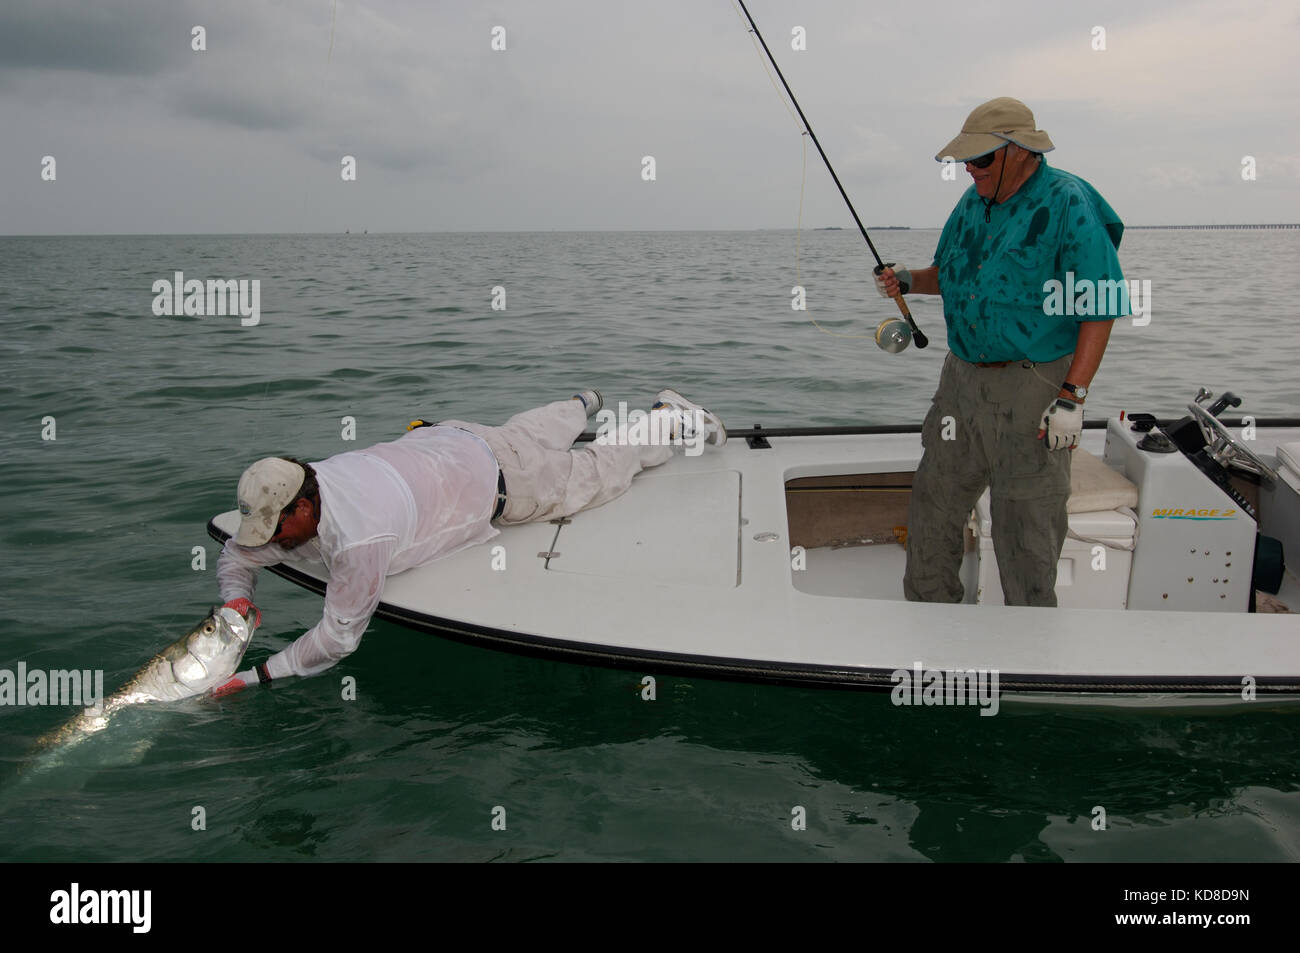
top-left (1277, 441), bottom-right (1300, 478)
top-left (1068, 448), bottom-right (1139, 513)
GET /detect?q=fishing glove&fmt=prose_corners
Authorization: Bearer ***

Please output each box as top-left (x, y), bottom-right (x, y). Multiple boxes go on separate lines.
top-left (1038, 398), bottom-right (1083, 451)
top-left (222, 597), bottom-right (262, 627)
top-left (212, 671), bottom-right (254, 697)
top-left (873, 263), bottom-right (911, 298)
top-left (212, 663), bottom-right (271, 698)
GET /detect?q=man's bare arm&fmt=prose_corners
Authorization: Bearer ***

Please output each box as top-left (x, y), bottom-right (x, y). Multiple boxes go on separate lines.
top-left (1059, 319), bottom-right (1115, 399)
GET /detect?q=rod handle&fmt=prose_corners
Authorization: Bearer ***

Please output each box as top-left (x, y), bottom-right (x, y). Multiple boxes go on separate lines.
top-left (874, 263), bottom-right (929, 349)
top-left (894, 295), bottom-right (928, 348)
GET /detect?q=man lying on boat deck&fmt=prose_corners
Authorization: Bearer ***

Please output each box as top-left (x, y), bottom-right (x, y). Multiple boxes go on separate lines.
top-left (876, 97), bottom-right (1129, 606)
top-left (210, 390), bottom-right (726, 694)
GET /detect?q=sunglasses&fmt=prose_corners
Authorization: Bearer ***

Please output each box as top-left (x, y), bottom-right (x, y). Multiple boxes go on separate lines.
top-left (273, 504), bottom-right (294, 538)
top-left (967, 147), bottom-right (1005, 170)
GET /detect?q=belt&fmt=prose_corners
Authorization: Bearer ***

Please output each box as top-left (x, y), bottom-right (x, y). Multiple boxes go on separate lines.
top-left (974, 359), bottom-right (1035, 369)
top-left (492, 469), bottom-right (507, 521)
top-left (444, 424), bottom-right (507, 520)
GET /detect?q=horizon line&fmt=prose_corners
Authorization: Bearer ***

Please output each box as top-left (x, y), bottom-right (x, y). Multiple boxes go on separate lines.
top-left (3, 224), bottom-right (1298, 238)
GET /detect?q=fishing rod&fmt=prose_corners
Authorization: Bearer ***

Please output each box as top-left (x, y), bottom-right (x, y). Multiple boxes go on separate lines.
top-left (735, 0), bottom-right (928, 351)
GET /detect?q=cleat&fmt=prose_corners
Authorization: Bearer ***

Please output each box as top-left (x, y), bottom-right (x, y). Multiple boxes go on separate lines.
top-left (572, 389), bottom-right (603, 416)
top-left (652, 388), bottom-right (727, 447)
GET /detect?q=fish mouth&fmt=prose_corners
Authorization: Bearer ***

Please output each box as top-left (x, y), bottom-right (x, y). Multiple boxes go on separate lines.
top-left (215, 608), bottom-right (259, 669)
top-left (217, 609), bottom-right (257, 672)
top-left (219, 603), bottom-right (261, 629)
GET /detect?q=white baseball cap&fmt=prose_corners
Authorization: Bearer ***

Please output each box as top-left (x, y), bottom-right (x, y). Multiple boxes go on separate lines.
top-left (234, 458), bottom-right (306, 546)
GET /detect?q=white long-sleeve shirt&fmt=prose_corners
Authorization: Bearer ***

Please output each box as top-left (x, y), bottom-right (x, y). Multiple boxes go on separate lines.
top-left (217, 426), bottom-right (500, 679)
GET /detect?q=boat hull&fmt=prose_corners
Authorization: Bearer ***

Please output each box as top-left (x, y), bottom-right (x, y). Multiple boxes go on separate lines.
top-left (207, 419), bottom-right (1300, 710)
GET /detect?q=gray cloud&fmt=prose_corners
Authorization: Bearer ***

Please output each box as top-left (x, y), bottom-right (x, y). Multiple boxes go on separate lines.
top-left (0, 0), bottom-right (1296, 234)
top-left (176, 84), bottom-right (308, 132)
top-left (0, 0), bottom-right (198, 76)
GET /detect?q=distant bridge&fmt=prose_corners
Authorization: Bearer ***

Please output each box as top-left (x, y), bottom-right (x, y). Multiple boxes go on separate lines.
top-left (1129, 223), bottom-right (1299, 230)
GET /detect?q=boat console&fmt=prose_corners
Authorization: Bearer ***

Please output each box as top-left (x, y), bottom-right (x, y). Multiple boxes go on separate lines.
top-left (1102, 408), bottom-right (1259, 611)
top-left (1107, 388), bottom-right (1296, 612)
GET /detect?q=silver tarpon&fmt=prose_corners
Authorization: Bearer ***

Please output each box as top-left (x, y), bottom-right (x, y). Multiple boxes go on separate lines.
top-left (34, 605), bottom-right (258, 751)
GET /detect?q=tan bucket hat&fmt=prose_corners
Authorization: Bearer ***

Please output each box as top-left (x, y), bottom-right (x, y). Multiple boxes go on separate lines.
top-left (935, 97), bottom-right (1055, 162)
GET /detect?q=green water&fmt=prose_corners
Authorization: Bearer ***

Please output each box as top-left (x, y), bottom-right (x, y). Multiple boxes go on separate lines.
top-left (1, 231), bottom-right (1298, 862)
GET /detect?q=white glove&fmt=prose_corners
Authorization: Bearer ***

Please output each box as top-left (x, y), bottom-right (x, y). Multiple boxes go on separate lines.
top-left (1038, 398), bottom-right (1083, 451)
top-left (873, 263), bottom-right (912, 298)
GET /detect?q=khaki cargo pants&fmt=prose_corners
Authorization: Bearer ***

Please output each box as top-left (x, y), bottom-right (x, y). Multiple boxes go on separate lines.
top-left (903, 353), bottom-right (1073, 607)
top-left (443, 400), bottom-right (673, 526)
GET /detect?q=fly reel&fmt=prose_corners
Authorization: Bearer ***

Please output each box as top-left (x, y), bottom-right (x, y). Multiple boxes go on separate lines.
top-left (875, 316), bottom-right (913, 353)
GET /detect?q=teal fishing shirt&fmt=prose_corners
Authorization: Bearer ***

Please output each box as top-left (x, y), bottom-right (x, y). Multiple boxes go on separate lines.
top-left (932, 157), bottom-right (1128, 364)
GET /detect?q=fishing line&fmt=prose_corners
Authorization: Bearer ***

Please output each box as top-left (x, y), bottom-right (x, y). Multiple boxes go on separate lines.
top-left (731, 1), bottom-right (870, 339)
top-left (732, 0), bottom-right (928, 349)
top-left (1029, 363), bottom-right (1061, 390)
top-left (329, 0), bottom-right (337, 62)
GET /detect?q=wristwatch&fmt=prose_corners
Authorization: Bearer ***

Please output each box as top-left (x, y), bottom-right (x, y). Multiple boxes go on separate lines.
top-left (1061, 381), bottom-right (1088, 401)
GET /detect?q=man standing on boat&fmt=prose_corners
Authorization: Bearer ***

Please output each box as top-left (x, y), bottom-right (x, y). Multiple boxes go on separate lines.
top-left (876, 97), bottom-right (1128, 605)
top-left (211, 389), bottom-right (726, 692)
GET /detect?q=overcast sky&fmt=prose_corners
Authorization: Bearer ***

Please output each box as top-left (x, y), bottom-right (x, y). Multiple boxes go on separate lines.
top-left (2, 0), bottom-right (1297, 234)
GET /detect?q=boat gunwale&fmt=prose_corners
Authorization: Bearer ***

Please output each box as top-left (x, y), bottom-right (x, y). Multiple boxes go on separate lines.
top-left (572, 417), bottom-right (1300, 442)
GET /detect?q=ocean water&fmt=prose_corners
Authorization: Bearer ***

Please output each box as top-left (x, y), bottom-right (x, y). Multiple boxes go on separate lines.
top-left (1, 229), bottom-right (1298, 863)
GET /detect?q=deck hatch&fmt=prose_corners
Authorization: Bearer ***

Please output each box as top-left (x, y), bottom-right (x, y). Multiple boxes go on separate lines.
top-left (546, 469), bottom-right (741, 588)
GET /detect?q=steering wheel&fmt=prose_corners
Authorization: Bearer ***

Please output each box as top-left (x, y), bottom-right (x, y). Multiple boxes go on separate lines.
top-left (1186, 402), bottom-right (1279, 484)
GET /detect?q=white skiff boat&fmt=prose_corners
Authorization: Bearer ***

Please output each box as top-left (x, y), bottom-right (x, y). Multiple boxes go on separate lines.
top-left (208, 388), bottom-right (1300, 709)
